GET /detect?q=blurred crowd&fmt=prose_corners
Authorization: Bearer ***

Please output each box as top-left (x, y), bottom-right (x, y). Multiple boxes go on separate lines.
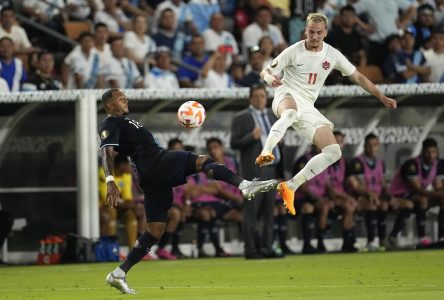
top-left (0, 0), bottom-right (443, 93)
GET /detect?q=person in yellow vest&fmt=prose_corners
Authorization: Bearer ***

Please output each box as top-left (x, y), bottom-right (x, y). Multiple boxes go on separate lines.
top-left (99, 153), bottom-right (138, 247)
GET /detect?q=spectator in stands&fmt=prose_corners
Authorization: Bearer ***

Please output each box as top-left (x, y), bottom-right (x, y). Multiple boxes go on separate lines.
top-left (230, 62), bottom-right (245, 86)
top-left (99, 154), bottom-right (139, 248)
top-left (424, 29), bottom-right (444, 82)
top-left (408, 4), bottom-right (436, 50)
top-left (65, 0), bottom-right (98, 21)
top-left (0, 207), bottom-right (13, 263)
top-left (0, 7), bottom-right (40, 54)
top-left (120, 0), bottom-right (152, 18)
top-left (196, 51), bottom-right (233, 88)
top-left (144, 46), bottom-right (179, 88)
top-left (326, 131), bottom-right (358, 252)
top-left (22, 0), bottom-right (67, 32)
top-left (353, 0), bottom-right (417, 66)
top-left (435, 0), bottom-right (444, 28)
top-left (188, 0), bottom-right (221, 33)
top-left (177, 34), bottom-right (208, 87)
top-left (22, 51), bottom-right (62, 91)
top-left (94, 0), bottom-right (131, 37)
top-left (393, 28), bottom-right (431, 83)
top-left (237, 46), bottom-right (264, 87)
top-left (258, 36), bottom-right (274, 69)
top-left (242, 5), bottom-right (286, 57)
top-left (94, 23), bottom-right (113, 75)
top-left (327, 5), bottom-right (367, 67)
top-left (293, 146), bottom-right (332, 254)
top-left (202, 12), bottom-right (239, 69)
top-left (382, 34), bottom-right (403, 83)
top-left (152, 0), bottom-right (196, 35)
top-left (123, 15), bottom-right (157, 69)
top-left (230, 84), bottom-right (281, 259)
top-left (0, 37), bottom-right (26, 92)
top-left (152, 8), bottom-right (186, 58)
top-left (107, 37), bottom-right (143, 89)
top-left (347, 133), bottom-right (390, 252)
top-left (61, 32), bottom-right (106, 89)
top-left (388, 137), bottom-right (444, 248)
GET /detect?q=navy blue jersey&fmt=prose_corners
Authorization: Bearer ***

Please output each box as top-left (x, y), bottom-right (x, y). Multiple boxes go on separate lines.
top-left (99, 115), bottom-right (168, 182)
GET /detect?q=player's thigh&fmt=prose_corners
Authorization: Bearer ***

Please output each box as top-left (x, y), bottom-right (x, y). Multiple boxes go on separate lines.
top-left (276, 95), bottom-right (299, 117)
top-left (143, 187), bottom-right (173, 223)
top-left (296, 107), bottom-right (335, 146)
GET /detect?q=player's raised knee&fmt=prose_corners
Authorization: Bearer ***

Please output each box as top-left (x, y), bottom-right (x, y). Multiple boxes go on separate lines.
top-left (280, 108), bottom-right (298, 122)
top-left (322, 143), bottom-right (342, 164)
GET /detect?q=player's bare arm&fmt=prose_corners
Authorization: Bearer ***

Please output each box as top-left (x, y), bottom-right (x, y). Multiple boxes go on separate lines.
top-left (349, 70), bottom-right (397, 109)
top-left (408, 177), bottom-right (444, 199)
top-left (102, 146), bottom-right (121, 208)
top-left (260, 68), bottom-right (282, 88)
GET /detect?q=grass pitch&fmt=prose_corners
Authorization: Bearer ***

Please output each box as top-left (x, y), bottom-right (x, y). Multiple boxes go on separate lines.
top-left (0, 250), bottom-right (443, 300)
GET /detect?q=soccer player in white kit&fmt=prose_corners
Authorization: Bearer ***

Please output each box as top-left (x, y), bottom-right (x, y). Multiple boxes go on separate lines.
top-left (256, 13), bottom-right (397, 216)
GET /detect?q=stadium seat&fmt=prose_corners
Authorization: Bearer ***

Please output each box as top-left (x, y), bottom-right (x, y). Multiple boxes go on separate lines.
top-left (357, 65), bottom-right (384, 84)
top-left (63, 21), bottom-right (92, 40)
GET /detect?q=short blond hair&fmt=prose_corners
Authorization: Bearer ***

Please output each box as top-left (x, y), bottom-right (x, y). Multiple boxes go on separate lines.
top-left (306, 13), bottom-right (328, 29)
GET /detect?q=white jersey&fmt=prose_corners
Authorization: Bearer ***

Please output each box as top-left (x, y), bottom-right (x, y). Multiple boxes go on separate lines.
top-left (267, 40), bottom-right (356, 103)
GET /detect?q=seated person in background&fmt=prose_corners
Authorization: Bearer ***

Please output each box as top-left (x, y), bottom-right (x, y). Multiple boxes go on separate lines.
top-left (123, 15), bottom-right (157, 69)
top-left (22, 51), bottom-right (62, 91)
top-left (202, 12), bottom-right (239, 69)
top-left (61, 32), bottom-right (106, 89)
top-left (229, 62), bottom-right (245, 86)
top-left (0, 7), bottom-right (40, 55)
top-left (177, 34), bottom-right (208, 88)
top-left (388, 138), bottom-right (444, 248)
top-left (347, 134), bottom-right (390, 251)
top-left (423, 29), bottom-right (444, 83)
top-left (188, 0), bottom-right (220, 34)
top-left (326, 131), bottom-right (358, 253)
top-left (107, 37), bottom-right (144, 89)
top-left (236, 45), bottom-right (264, 87)
top-left (152, 8), bottom-right (186, 59)
top-left (382, 34), bottom-right (403, 83)
top-left (393, 29), bottom-right (430, 84)
top-left (144, 46), bottom-right (179, 89)
top-left (0, 36), bottom-right (27, 92)
top-left (94, 0), bottom-right (131, 37)
top-left (196, 51), bottom-right (233, 88)
top-left (293, 146), bottom-right (332, 254)
top-left (99, 154), bottom-right (138, 248)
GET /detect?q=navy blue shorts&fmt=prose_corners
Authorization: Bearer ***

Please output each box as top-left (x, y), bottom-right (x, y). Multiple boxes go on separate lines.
top-left (141, 151), bottom-right (198, 222)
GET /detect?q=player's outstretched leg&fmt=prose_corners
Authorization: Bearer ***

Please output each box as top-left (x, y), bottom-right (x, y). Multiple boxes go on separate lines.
top-left (256, 109), bottom-right (299, 167)
top-left (198, 156), bottom-right (278, 200)
top-left (280, 144), bottom-right (341, 215)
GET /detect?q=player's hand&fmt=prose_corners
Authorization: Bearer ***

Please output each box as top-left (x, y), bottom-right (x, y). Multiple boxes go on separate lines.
top-left (381, 96), bottom-right (397, 109)
top-left (252, 126), bottom-right (262, 140)
top-left (264, 74), bottom-right (283, 87)
top-left (106, 182), bottom-right (121, 208)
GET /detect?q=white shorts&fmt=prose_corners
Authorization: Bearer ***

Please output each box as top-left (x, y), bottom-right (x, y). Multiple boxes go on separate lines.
top-left (271, 85), bottom-right (334, 143)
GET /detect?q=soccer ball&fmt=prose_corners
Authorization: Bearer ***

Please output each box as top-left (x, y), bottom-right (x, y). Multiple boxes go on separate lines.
top-left (177, 101), bottom-right (206, 128)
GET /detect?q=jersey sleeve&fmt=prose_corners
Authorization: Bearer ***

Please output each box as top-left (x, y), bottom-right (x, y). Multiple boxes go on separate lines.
top-left (349, 158), bottom-right (364, 176)
top-left (267, 45), bottom-right (295, 76)
top-left (334, 49), bottom-right (356, 76)
top-left (99, 118), bottom-right (121, 149)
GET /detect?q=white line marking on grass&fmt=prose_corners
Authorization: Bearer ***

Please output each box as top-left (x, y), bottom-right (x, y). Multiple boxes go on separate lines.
top-left (0, 284), bottom-right (442, 293)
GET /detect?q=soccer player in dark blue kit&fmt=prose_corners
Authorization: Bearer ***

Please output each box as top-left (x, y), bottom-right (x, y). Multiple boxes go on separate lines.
top-left (100, 89), bottom-right (278, 294)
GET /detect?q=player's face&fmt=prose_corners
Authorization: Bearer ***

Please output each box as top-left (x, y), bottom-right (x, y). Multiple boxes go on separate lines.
top-left (110, 91), bottom-right (129, 115)
top-left (364, 138), bottom-right (379, 158)
top-left (249, 88), bottom-right (267, 110)
top-left (422, 146), bottom-right (438, 165)
top-left (305, 21), bottom-right (327, 50)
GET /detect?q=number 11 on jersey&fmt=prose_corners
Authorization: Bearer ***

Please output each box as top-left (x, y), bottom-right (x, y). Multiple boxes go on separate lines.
top-left (308, 73), bottom-right (317, 85)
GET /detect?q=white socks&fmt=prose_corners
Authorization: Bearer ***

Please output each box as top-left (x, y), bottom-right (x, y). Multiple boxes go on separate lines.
top-left (113, 267), bottom-right (126, 277)
top-left (261, 109), bottom-right (299, 154)
top-left (287, 144), bottom-right (342, 191)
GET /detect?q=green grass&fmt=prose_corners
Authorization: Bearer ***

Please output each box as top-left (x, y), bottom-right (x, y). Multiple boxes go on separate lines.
top-left (0, 250), bottom-right (443, 299)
